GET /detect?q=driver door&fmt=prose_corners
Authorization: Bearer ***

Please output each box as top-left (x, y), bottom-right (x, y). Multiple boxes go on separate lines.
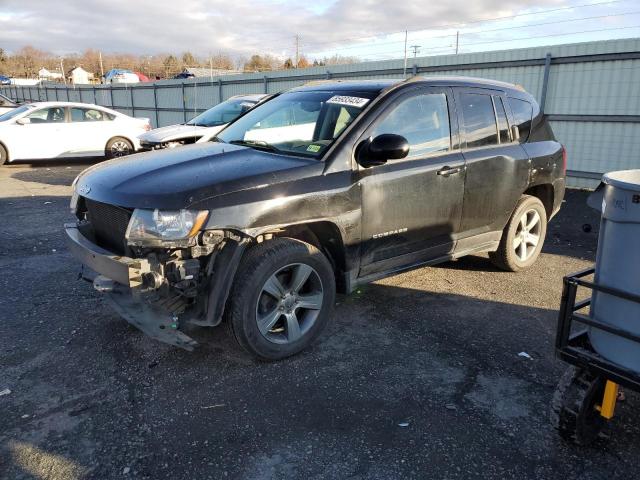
top-left (357, 87), bottom-right (466, 277)
top-left (11, 106), bottom-right (68, 159)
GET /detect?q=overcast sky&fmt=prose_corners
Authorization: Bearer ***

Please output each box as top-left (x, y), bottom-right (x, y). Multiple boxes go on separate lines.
top-left (1, 0), bottom-right (638, 60)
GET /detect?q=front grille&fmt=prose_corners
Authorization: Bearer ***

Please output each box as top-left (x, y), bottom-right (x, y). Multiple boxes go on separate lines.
top-left (84, 198), bottom-right (132, 255)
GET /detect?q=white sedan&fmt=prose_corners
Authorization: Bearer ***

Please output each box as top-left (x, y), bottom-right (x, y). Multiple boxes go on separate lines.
top-left (0, 102), bottom-right (151, 165)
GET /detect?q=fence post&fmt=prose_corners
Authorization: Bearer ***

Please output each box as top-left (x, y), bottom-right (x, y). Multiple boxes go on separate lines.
top-left (109, 85), bottom-right (114, 109)
top-left (93, 86), bottom-right (97, 105)
top-left (217, 79), bottom-right (222, 103)
top-left (181, 82), bottom-right (187, 122)
top-left (326, 70), bottom-right (331, 80)
top-left (540, 52), bottom-right (552, 114)
top-left (130, 86), bottom-right (135, 117)
top-left (54, 86), bottom-right (59, 101)
top-left (152, 83), bottom-right (159, 128)
top-left (412, 64), bottom-right (418, 76)
top-left (263, 76), bottom-right (268, 94)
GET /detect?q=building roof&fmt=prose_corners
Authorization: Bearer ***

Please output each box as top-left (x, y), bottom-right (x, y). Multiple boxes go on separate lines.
top-left (183, 67), bottom-right (244, 77)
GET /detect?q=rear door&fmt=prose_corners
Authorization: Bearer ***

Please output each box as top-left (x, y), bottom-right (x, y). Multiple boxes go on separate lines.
top-left (68, 107), bottom-right (113, 156)
top-left (454, 88), bottom-right (529, 239)
top-left (358, 86), bottom-right (466, 277)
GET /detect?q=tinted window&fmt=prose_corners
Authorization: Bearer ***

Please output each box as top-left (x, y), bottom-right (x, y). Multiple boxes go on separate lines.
top-left (508, 98), bottom-right (533, 142)
top-left (26, 107), bottom-right (65, 123)
top-left (494, 96), bottom-right (510, 143)
top-left (460, 93), bottom-right (498, 148)
top-left (373, 93), bottom-right (451, 158)
top-left (70, 108), bottom-right (105, 122)
top-left (187, 98), bottom-right (255, 127)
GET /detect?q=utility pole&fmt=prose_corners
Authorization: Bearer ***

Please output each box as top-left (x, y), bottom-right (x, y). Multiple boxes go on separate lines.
top-left (403, 30), bottom-right (408, 76)
top-left (99, 51), bottom-right (104, 78)
top-left (455, 31), bottom-right (459, 54)
top-left (410, 45), bottom-right (421, 58)
top-left (295, 34), bottom-right (300, 68)
top-left (60, 57), bottom-right (66, 85)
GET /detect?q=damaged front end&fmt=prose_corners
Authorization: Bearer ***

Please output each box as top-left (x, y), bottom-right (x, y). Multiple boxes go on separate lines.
top-left (65, 197), bottom-right (250, 351)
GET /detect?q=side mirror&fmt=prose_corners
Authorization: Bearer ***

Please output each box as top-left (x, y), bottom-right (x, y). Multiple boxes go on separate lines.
top-left (357, 134), bottom-right (409, 168)
top-left (510, 125), bottom-right (520, 141)
top-left (16, 117), bottom-right (30, 125)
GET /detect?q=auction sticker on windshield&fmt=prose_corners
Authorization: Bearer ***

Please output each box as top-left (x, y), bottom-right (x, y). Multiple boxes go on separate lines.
top-left (326, 95), bottom-right (370, 108)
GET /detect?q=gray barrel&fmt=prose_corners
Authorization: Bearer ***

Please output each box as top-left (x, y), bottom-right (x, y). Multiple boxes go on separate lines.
top-left (590, 169), bottom-right (640, 372)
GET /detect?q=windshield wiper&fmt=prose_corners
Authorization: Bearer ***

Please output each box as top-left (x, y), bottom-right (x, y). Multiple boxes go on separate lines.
top-left (229, 140), bottom-right (279, 152)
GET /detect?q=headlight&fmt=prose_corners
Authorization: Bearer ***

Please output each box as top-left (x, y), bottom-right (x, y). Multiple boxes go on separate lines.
top-left (69, 174), bottom-right (81, 213)
top-left (125, 209), bottom-right (209, 246)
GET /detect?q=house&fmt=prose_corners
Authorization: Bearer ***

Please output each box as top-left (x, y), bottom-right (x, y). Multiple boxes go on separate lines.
top-left (38, 68), bottom-right (63, 81)
top-left (68, 66), bottom-right (94, 85)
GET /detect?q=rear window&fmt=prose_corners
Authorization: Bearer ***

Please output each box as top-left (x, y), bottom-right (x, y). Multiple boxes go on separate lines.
top-left (508, 98), bottom-right (533, 142)
top-left (460, 93), bottom-right (498, 148)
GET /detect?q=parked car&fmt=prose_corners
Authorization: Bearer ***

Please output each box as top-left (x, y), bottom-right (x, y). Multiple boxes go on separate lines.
top-left (173, 72), bottom-right (195, 80)
top-left (66, 77), bottom-right (565, 359)
top-left (103, 69), bottom-right (139, 84)
top-left (139, 94), bottom-right (267, 150)
top-left (0, 102), bottom-right (151, 164)
top-left (0, 93), bottom-right (19, 115)
top-left (0, 75), bottom-right (11, 85)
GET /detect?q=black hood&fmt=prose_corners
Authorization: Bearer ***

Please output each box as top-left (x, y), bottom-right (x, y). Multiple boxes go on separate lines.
top-left (77, 143), bottom-right (321, 209)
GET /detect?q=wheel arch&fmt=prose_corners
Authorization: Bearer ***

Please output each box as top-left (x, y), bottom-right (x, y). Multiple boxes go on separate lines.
top-left (524, 183), bottom-right (554, 219)
top-left (0, 140), bottom-right (9, 163)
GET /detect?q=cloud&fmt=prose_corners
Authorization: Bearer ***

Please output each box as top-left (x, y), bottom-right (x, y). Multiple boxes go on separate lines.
top-left (0, 0), bottom-right (570, 58)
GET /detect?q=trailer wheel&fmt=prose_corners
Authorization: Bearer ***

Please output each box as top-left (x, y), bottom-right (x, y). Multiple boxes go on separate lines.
top-left (550, 366), bottom-right (607, 445)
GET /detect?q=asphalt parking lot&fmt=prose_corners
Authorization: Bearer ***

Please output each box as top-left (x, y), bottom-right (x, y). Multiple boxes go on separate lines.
top-left (1, 160), bottom-right (639, 479)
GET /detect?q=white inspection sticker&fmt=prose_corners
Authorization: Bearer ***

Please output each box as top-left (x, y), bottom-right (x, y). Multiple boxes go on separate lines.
top-left (326, 95), bottom-right (370, 108)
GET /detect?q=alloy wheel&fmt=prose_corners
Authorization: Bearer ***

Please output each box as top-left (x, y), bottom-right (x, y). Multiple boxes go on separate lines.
top-left (255, 263), bottom-right (324, 344)
top-left (513, 208), bottom-right (541, 262)
top-left (111, 140), bottom-right (131, 157)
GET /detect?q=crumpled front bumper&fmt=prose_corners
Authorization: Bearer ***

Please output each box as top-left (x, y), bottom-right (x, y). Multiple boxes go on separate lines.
top-left (64, 223), bottom-right (150, 288)
top-left (64, 223), bottom-right (198, 351)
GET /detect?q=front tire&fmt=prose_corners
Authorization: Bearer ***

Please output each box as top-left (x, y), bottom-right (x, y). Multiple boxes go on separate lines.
top-left (489, 195), bottom-right (547, 271)
top-left (0, 143), bottom-right (8, 165)
top-left (105, 137), bottom-right (133, 159)
top-left (226, 238), bottom-right (336, 361)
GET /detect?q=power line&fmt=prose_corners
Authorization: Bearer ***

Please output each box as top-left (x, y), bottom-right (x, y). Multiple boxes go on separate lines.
top-left (303, 10), bottom-right (640, 54)
top-left (353, 25), bottom-right (640, 60)
top-left (294, 0), bottom-right (632, 52)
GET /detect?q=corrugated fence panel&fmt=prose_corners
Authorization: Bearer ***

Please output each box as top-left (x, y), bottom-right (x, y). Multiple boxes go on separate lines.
top-left (2, 38), bottom-right (640, 188)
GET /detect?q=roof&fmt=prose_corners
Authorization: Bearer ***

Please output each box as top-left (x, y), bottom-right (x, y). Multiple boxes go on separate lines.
top-left (290, 76), bottom-right (526, 95)
top-left (184, 67), bottom-right (244, 77)
top-left (23, 101), bottom-right (119, 111)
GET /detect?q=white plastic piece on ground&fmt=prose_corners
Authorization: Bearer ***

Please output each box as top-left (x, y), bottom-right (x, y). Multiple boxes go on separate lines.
top-left (0, 388), bottom-right (11, 396)
top-left (518, 352), bottom-right (533, 360)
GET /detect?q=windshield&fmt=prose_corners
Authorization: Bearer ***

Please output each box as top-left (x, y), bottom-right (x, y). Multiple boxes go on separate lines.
top-left (216, 90), bottom-right (375, 158)
top-left (187, 98), bottom-right (256, 127)
top-left (0, 104), bottom-right (32, 122)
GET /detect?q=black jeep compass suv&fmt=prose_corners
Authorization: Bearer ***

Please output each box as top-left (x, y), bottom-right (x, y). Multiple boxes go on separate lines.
top-left (66, 76), bottom-right (566, 359)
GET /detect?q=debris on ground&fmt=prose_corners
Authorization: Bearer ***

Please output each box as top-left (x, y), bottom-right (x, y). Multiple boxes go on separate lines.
top-left (518, 351), bottom-right (533, 360)
top-left (0, 388), bottom-right (11, 396)
top-left (398, 422), bottom-right (409, 427)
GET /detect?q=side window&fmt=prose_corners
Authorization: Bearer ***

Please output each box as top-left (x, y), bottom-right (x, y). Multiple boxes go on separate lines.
top-left (460, 93), bottom-right (498, 148)
top-left (494, 96), bottom-right (511, 143)
top-left (373, 93), bottom-right (451, 158)
top-left (26, 107), bottom-right (65, 124)
top-left (71, 108), bottom-right (105, 122)
top-left (508, 98), bottom-right (533, 142)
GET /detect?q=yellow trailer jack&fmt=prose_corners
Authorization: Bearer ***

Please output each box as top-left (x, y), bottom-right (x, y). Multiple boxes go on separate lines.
top-left (596, 380), bottom-right (619, 420)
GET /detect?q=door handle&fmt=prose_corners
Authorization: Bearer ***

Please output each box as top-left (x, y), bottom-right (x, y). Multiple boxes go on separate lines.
top-left (437, 166), bottom-right (463, 177)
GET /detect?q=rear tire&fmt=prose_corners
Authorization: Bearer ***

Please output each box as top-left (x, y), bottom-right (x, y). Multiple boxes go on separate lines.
top-left (0, 144), bottom-right (8, 165)
top-left (551, 366), bottom-right (607, 445)
top-left (226, 238), bottom-right (336, 361)
top-left (489, 195), bottom-right (547, 271)
top-left (105, 137), bottom-right (133, 159)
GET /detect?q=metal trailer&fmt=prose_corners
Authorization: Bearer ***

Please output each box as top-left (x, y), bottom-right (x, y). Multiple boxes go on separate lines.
top-left (551, 268), bottom-right (640, 445)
